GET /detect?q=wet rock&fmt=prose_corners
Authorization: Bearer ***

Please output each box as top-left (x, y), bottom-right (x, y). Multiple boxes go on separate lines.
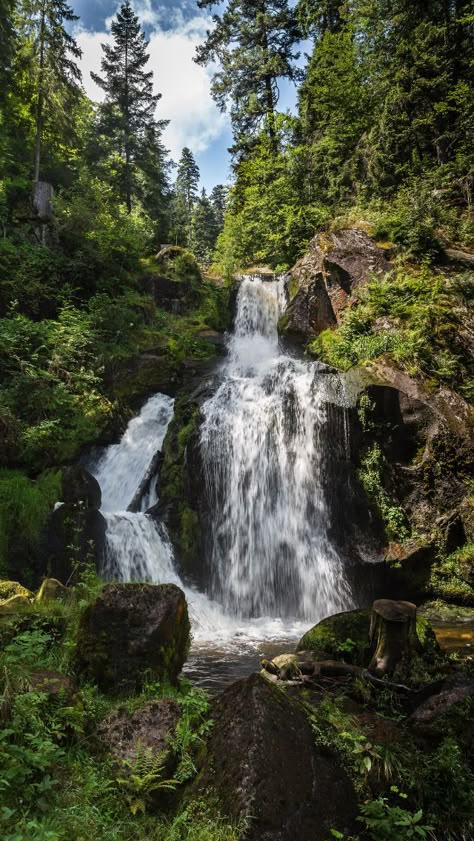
top-left (297, 608), bottom-right (374, 666)
top-left (36, 578), bottom-right (70, 603)
top-left (76, 583), bottom-right (190, 693)
top-left (98, 698), bottom-right (180, 767)
top-left (279, 271), bottom-right (336, 343)
top-left (194, 674), bottom-right (357, 841)
top-left (143, 272), bottom-right (189, 313)
top-left (61, 465), bottom-right (101, 510)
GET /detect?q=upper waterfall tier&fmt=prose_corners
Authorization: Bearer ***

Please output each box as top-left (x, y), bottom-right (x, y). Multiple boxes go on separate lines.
top-left (200, 276), bottom-right (353, 621)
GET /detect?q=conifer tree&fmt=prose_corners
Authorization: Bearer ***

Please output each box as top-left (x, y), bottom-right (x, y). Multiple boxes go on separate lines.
top-left (210, 184), bottom-right (228, 230)
top-left (190, 187), bottom-right (219, 261)
top-left (195, 0), bottom-right (301, 156)
top-left (18, 0), bottom-right (82, 182)
top-left (175, 147), bottom-right (200, 212)
top-left (92, 0), bottom-right (160, 212)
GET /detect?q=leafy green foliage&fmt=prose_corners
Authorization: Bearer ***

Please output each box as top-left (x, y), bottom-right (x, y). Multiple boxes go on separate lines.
top-left (311, 266), bottom-right (474, 400)
top-left (357, 444), bottom-right (409, 541)
top-left (357, 788), bottom-right (433, 841)
top-left (117, 748), bottom-right (178, 815)
top-left (0, 469), bottom-right (61, 575)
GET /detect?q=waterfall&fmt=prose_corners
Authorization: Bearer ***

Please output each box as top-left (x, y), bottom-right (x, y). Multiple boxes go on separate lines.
top-left (93, 392), bottom-right (174, 513)
top-left (89, 275), bottom-right (353, 650)
top-left (200, 276), bottom-right (352, 621)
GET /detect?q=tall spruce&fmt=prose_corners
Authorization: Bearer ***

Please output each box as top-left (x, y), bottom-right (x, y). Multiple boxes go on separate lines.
top-left (91, 0), bottom-right (160, 212)
top-left (176, 146), bottom-right (200, 211)
top-left (210, 184), bottom-right (228, 229)
top-left (195, 0), bottom-right (301, 156)
top-left (18, 0), bottom-right (82, 182)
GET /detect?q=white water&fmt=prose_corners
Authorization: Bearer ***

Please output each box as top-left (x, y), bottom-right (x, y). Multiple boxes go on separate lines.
top-left (200, 276), bottom-right (353, 622)
top-left (89, 276), bottom-right (354, 654)
top-left (93, 392), bottom-right (174, 512)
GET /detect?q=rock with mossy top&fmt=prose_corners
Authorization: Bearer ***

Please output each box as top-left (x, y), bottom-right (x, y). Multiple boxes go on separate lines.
top-left (296, 608), bottom-right (374, 666)
top-left (297, 606), bottom-right (441, 669)
top-left (75, 583), bottom-right (190, 693)
top-left (192, 673), bottom-right (357, 841)
top-left (0, 580), bottom-right (35, 602)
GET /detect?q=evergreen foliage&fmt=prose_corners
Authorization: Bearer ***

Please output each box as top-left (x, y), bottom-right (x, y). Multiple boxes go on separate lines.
top-left (195, 0), bottom-right (301, 155)
top-left (91, 0), bottom-right (166, 214)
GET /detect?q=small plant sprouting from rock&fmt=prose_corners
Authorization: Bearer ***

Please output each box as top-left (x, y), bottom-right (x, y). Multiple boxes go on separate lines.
top-left (358, 444), bottom-right (409, 541)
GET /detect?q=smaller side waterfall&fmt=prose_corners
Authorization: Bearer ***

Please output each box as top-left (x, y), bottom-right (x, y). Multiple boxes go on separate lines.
top-left (93, 393), bottom-right (174, 513)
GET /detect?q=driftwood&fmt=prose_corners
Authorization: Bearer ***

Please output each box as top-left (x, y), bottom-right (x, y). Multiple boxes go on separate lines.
top-left (369, 599), bottom-right (421, 676)
top-left (262, 657), bottom-right (412, 694)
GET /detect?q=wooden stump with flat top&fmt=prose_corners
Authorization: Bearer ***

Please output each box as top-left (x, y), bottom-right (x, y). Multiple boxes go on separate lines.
top-left (369, 599), bottom-right (422, 676)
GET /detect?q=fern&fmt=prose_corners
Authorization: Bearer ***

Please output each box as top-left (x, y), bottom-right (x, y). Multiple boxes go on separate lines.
top-left (116, 746), bottom-right (178, 815)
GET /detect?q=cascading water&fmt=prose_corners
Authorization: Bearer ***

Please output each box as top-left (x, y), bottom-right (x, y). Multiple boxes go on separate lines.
top-left (200, 276), bottom-right (352, 622)
top-left (87, 276), bottom-right (355, 682)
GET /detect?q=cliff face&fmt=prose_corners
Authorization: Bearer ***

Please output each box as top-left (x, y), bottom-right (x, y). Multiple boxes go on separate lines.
top-left (280, 224), bottom-right (474, 606)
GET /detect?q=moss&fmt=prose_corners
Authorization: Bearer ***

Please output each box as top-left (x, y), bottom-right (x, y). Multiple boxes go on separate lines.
top-left (428, 542), bottom-right (474, 605)
top-left (297, 609), bottom-right (373, 666)
top-left (0, 468), bottom-right (62, 580)
top-left (0, 581), bottom-right (35, 601)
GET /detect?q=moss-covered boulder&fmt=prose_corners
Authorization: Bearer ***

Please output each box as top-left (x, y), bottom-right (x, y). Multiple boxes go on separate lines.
top-left (0, 593), bottom-right (32, 615)
top-left (297, 607), bottom-right (441, 669)
top-left (98, 697), bottom-right (181, 769)
top-left (297, 609), bottom-right (374, 666)
top-left (0, 581), bottom-right (34, 601)
top-left (75, 583), bottom-right (190, 693)
top-left (192, 673), bottom-right (357, 841)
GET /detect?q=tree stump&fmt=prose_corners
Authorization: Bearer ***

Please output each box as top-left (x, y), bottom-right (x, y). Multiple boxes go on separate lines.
top-left (369, 599), bottom-right (421, 676)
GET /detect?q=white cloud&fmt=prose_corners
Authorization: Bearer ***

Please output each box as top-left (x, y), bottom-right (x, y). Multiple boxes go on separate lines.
top-left (76, 14), bottom-right (228, 163)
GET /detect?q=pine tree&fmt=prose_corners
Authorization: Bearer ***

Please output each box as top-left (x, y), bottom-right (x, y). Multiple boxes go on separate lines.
top-left (210, 184), bottom-right (228, 230)
top-left (175, 147), bottom-right (200, 211)
top-left (190, 188), bottom-right (219, 261)
top-left (92, 0), bottom-right (160, 212)
top-left (195, 0), bottom-right (301, 156)
top-left (18, 0), bottom-right (82, 182)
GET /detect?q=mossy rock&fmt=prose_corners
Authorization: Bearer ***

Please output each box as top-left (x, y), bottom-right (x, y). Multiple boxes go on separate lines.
top-left (296, 609), bottom-right (374, 666)
top-left (0, 580), bottom-right (35, 601)
top-left (75, 583), bottom-right (190, 693)
top-left (0, 593), bottom-right (32, 615)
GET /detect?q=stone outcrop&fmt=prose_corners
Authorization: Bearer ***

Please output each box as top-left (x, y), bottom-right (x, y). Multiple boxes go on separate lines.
top-left (193, 673), bottom-right (357, 841)
top-left (280, 227), bottom-right (391, 343)
top-left (98, 697), bottom-right (180, 767)
top-left (76, 583), bottom-right (190, 693)
top-left (38, 466), bottom-right (106, 585)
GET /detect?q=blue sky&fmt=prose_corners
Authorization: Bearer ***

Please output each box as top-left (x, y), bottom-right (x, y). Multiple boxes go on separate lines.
top-left (72, 0), bottom-right (300, 192)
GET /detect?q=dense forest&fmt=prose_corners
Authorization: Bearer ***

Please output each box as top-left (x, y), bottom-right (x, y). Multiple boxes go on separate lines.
top-left (0, 0), bottom-right (473, 839)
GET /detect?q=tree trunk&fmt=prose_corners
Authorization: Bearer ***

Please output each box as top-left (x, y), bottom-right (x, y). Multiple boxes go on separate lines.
top-left (369, 599), bottom-right (422, 676)
top-left (33, 0), bottom-right (46, 183)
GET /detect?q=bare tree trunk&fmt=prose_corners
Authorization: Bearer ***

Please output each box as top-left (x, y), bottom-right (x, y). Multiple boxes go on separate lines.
top-left (369, 599), bottom-right (422, 676)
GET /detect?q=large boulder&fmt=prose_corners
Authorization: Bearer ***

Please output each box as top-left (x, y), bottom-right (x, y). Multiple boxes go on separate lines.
top-left (193, 674), bottom-right (357, 841)
top-left (297, 609), bottom-right (374, 666)
top-left (297, 607), bottom-right (441, 668)
top-left (76, 583), bottom-right (190, 693)
top-left (38, 504), bottom-right (106, 585)
top-left (280, 227), bottom-right (391, 343)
